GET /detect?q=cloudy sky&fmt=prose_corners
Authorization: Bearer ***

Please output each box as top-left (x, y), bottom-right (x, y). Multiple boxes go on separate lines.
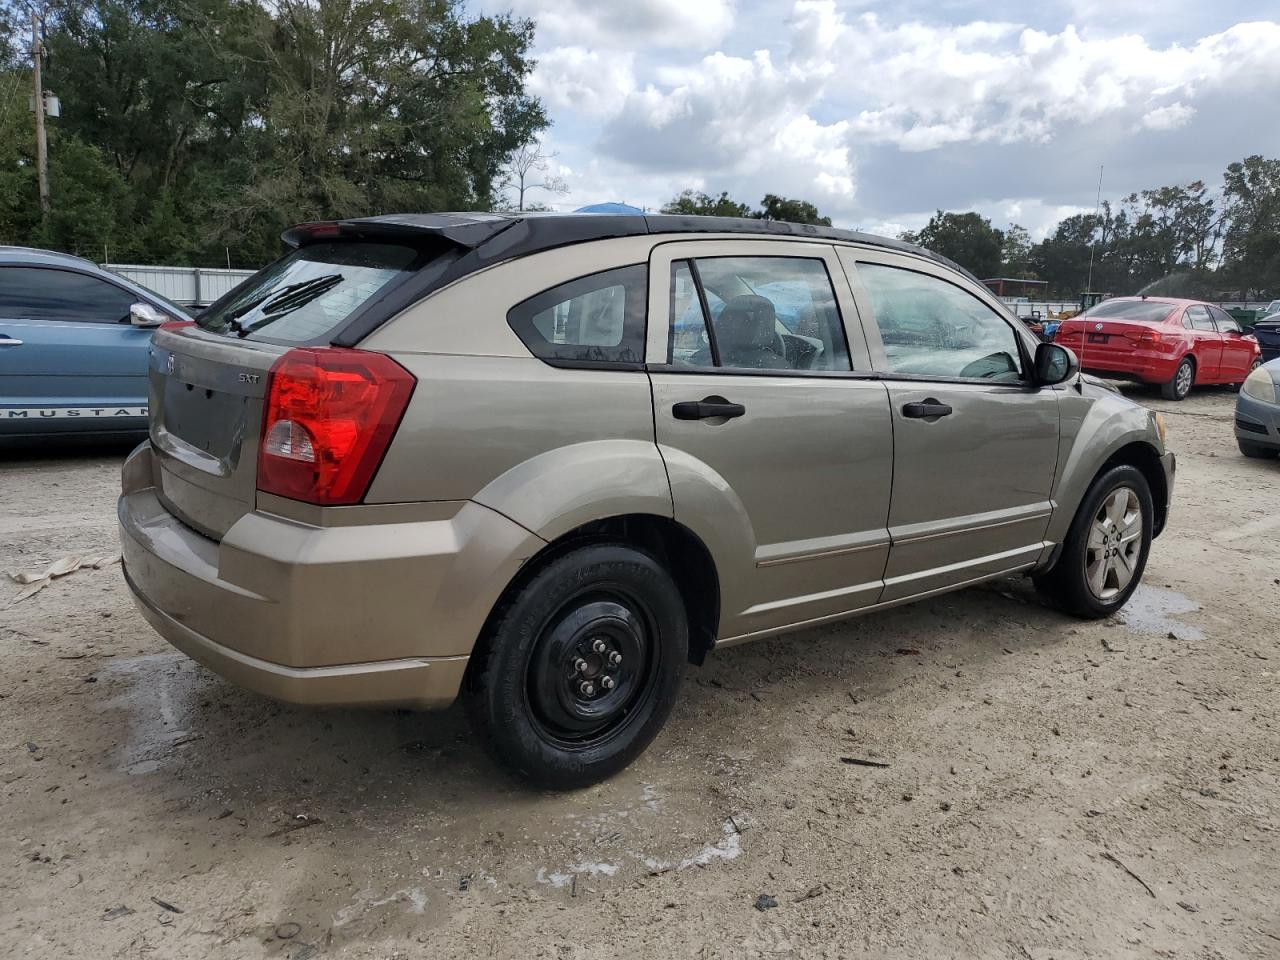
top-left (476, 0), bottom-right (1280, 238)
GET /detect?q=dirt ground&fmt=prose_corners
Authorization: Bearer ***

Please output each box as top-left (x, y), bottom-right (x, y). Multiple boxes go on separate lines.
top-left (1, 383), bottom-right (1277, 960)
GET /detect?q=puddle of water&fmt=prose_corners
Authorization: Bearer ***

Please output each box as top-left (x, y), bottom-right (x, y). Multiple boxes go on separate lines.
top-left (537, 817), bottom-right (746, 887)
top-left (95, 653), bottom-right (208, 774)
top-left (1119, 585), bottom-right (1204, 641)
top-left (646, 818), bottom-right (743, 872)
top-left (334, 886), bottom-right (428, 927)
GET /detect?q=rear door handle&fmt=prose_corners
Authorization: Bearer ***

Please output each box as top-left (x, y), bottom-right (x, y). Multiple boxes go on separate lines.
top-left (0, 336), bottom-right (23, 347)
top-left (902, 399), bottom-right (953, 420)
top-left (673, 398), bottom-right (746, 421)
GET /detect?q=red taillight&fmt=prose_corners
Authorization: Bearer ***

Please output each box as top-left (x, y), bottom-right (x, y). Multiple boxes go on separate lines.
top-left (257, 348), bottom-right (415, 506)
top-left (160, 320), bottom-right (195, 331)
top-left (1123, 329), bottom-right (1162, 345)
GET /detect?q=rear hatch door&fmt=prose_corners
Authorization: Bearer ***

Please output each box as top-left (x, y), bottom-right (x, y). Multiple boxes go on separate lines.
top-left (148, 237), bottom-right (436, 539)
top-left (148, 328), bottom-right (282, 539)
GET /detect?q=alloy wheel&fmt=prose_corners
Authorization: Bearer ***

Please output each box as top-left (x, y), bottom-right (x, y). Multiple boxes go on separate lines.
top-left (1175, 361), bottom-right (1193, 397)
top-left (1084, 486), bottom-right (1144, 600)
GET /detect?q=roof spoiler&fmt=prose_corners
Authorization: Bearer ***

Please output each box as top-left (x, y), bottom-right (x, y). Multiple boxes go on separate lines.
top-left (282, 214), bottom-right (516, 251)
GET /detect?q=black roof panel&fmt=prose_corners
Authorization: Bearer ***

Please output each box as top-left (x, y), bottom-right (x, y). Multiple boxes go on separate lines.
top-left (312, 212), bottom-right (976, 346)
top-left (294, 210), bottom-right (963, 274)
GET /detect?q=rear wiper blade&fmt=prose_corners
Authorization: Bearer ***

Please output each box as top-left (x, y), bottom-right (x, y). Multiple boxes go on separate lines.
top-left (223, 279), bottom-right (320, 333)
top-left (232, 274), bottom-right (344, 337)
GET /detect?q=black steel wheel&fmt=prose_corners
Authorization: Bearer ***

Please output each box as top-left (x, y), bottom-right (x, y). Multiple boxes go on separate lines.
top-left (466, 543), bottom-right (687, 789)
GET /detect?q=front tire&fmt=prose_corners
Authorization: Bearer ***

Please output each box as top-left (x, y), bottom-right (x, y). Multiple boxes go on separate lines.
top-left (1035, 464), bottom-right (1153, 618)
top-left (1238, 438), bottom-right (1279, 460)
top-left (466, 543), bottom-right (687, 789)
top-left (1160, 357), bottom-right (1195, 400)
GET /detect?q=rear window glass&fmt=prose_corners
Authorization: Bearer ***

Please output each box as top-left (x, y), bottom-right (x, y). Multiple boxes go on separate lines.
top-left (506, 264), bottom-right (647, 366)
top-left (197, 242), bottom-right (419, 343)
top-left (1081, 300), bottom-right (1175, 323)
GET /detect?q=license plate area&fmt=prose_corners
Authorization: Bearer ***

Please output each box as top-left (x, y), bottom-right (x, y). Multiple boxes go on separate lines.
top-left (1087, 333), bottom-right (1109, 344)
top-left (160, 378), bottom-right (245, 460)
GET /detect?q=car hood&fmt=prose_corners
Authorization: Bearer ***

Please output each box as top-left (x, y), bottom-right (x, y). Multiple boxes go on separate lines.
top-left (1080, 373), bottom-right (1121, 394)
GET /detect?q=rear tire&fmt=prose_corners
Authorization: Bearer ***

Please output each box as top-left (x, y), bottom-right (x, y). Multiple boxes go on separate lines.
top-left (1238, 438), bottom-right (1279, 460)
top-left (1035, 464), bottom-right (1153, 619)
top-left (1160, 357), bottom-right (1194, 401)
top-left (465, 543), bottom-right (686, 790)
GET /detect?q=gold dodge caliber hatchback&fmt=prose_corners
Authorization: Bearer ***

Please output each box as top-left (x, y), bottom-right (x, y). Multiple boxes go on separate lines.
top-left (119, 213), bottom-right (1175, 787)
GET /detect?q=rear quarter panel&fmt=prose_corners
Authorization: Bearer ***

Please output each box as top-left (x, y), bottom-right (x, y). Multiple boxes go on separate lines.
top-left (362, 238), bottom-right (675, 538)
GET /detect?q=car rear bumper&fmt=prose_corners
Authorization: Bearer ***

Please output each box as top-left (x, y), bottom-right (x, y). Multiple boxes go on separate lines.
top-left (118, 443), bottom-right (544, 709)
top-left (1077, 353), bottom-right (1178, 384)
top-left (1234, 391), bottom-right (1280, 448)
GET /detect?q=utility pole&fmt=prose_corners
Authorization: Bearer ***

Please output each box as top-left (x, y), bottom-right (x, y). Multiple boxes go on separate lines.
top-left (31, 11), bottom-right (50, 224)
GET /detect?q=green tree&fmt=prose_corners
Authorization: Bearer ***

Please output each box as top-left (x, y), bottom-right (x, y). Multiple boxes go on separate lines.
top-left (0, 65), bottom-right (34, 244)
top-left (2, 0), bottom-right (547, 266)
top-left (661, 189), bottom-right (752, 218)
top-left (907, 210), bottom-right (1004, 278)
top-left (1221, 155), bottom-right (1280, 298)
top-left (754, 193), bottom-right (831, 226)
top-left (1000, 224), bottom-right (1033, 276)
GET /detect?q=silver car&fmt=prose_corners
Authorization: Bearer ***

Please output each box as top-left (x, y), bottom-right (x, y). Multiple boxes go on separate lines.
top-left (118, 213), bottom-right (1175, 787)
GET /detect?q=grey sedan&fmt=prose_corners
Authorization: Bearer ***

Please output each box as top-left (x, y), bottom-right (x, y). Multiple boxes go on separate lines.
top-left (1236, 357), bottom-right (1280, 459)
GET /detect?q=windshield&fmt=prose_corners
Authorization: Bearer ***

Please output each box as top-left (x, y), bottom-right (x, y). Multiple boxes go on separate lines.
top-left (197, 242), bottom-right (419, 343)
top-left (1081, 300), bottom-right (1175, 323)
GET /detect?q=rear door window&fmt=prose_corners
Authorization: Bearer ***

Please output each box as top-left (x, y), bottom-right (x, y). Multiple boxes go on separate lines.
top-left (507, 264), bottom-right (648, 367)
top-left (0, 267), bottom-right (135, 323)
top-left (669, 257), bottom-right (851, 372)
top-left (197, 242), bottom-right (420, 343)
top-left (1185, 306), bottom-right (1215, 331)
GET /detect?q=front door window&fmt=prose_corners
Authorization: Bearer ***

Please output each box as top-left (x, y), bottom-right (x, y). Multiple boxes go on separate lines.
top-left (855, 263), bottom-right (1023, 382)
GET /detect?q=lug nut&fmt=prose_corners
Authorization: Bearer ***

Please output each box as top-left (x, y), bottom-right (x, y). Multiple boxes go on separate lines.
top-left (573, 658), bottom-right (588, 673)
top-left (601, 676), bottom-right (615, 690)
top-left (592, 639), bottom-right (607, 654)
top-left (579, 681), bottom-right (595, 697)
top-left (608, 651), bottom-right (622, 666)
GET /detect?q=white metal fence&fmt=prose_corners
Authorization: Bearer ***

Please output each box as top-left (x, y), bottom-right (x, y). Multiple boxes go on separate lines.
top-left (104, 263), bottom-right (257, 307)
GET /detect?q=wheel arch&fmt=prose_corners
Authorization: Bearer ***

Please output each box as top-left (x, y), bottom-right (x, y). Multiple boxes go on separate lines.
top-left (463, 513), bottom-right (722, 695)
top-left (1047, 386), bottom-right (1169, 549)
top-left (1099, 441), bottom-right (1169, 537)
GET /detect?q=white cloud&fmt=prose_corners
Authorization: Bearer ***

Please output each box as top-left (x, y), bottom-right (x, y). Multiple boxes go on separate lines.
top-left (1142, 101), bottom-right (1196, 130)
top-left (529, 47), bottom-right (636, 116)
top-left (495, 0), bottom-right (1280, 230)
top-left (836, 17), bottom-right (1280, 152)
top-left (598, 44), bottom-right (854, 208)
top-left (507, 0), bottom-right (735, 50)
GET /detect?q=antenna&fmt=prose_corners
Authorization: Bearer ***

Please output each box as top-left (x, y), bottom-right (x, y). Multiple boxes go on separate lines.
top-left (1076, 164), bottom-right (1105, 391)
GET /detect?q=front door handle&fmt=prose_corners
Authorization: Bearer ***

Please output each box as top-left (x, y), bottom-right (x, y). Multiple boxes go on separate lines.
top-left (902, 399), bottom-right (953, 420)
top-left (0, 336), bottom-right (23, 347)
top-left (673, 397), bottom-right (746, 421)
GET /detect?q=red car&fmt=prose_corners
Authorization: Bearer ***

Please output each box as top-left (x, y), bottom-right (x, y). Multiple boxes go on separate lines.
top-left (1054, 297), bottom-right (1261, 400)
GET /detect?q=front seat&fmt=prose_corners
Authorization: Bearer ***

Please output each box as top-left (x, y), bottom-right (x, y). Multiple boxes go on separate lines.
top-left (715, 295), bottom-right (785, 369)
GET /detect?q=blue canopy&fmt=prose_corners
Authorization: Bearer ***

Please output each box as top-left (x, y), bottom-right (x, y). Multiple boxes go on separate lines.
top-left (573, 202), bottom-right (645, 215)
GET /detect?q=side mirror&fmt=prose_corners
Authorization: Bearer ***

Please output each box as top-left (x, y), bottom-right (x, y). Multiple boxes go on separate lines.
top-left (129, 303), bottom-right (166, 328)
top-left (1035, 342), bottom-right (1078, 386)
